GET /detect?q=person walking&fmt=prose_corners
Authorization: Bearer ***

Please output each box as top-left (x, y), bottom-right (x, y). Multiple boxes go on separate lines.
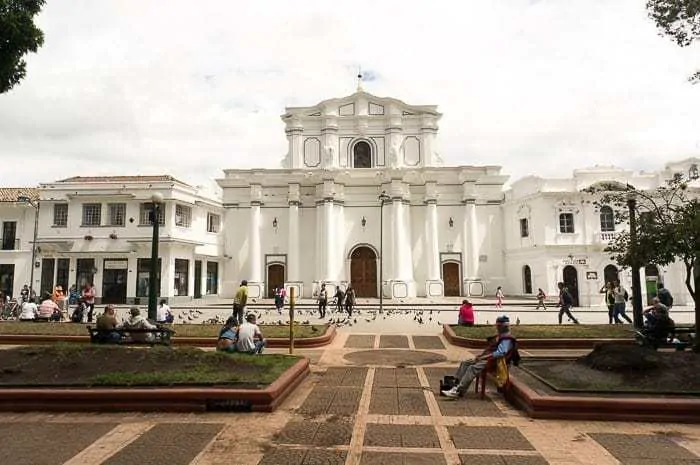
top-left (232, 280), bottom-right (248, 325)
top-left (345, 285), bottom-right (356, 317)
top-left (333, 285), bottom-right (345, 314)
top-left (317, 283), bottom-right (328, 319)
top-left (274, 286), bottom-right (286, 315)
top-left (612, 281), bottom-right (633, 324)
top-left (557, 282), bottom-right (580, 325)
top-left (495, 286), bottom-right (504, 310)
top-left (535, 288), bottom-right (547, 310)
top-left (600, 282), bottom-right (616, 324)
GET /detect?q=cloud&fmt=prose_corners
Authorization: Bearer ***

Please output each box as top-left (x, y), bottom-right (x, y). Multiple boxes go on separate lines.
top-left (0, 0), bottom-right (698, 190)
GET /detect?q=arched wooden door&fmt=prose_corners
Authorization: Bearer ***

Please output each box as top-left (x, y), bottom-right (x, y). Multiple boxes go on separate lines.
top-left (267, 264), bottom-right (285, 298)
top-left (350, 246), bottom-right (377, 297)
top-left (604, 264), bottom-right (619, 284)
top-left (442, 262), bottom-right (461, 296)
top-left (563, 265), bottom-right (579, 307)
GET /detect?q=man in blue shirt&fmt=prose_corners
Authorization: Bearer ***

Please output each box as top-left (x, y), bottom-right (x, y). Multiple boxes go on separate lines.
top-left (442, 315), bottom-right (516, 399)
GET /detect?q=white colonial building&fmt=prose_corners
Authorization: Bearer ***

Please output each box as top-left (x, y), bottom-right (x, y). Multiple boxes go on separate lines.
top-left (0, 88), bottom-right (697, 307)
top-left (28, 176), bottom-right (223, 304)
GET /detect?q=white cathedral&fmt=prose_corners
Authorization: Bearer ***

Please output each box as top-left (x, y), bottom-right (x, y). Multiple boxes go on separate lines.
top-left (1, 88), bottom-right (697, 308)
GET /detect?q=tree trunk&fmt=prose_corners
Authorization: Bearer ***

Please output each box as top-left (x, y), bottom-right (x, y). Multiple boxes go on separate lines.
top-left (694, 258), bottom-right (700, 353)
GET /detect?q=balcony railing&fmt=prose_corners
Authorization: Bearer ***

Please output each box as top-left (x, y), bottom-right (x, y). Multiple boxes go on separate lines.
top-left (596, 231), bottom-right (619, 243)
top-left (0, 238), bottom-right (21, 251)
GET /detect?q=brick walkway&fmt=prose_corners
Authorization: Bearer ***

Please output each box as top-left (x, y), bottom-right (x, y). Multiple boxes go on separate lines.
top-left (0, 333), bottom-right (699, 464)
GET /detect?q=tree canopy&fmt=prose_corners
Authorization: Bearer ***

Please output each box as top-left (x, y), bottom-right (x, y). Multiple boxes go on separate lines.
top-left (0, 0), bottom-right (46, 94)
top-left (647, 0), bottom-right (700, 83)
top-left (584, 172), bottom-right (700, 350)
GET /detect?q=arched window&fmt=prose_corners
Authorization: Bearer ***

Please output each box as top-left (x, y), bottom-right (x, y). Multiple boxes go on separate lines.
top-left (599, 206), bottom-right (615, 232)
top-left (522, 265), bottom-right (533, 294)
top-left (353, 141), bottom-right (372, 168)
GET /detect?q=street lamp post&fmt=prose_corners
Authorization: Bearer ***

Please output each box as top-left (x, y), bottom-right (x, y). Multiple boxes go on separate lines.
top-left (148, 193), bottom-right (164, 321)
top-left (18, 196), bottom-right (39, 299)
top-left (626, 192), bottom-right (643, 329)
top-left (378, 191), bottom-right (390, 314)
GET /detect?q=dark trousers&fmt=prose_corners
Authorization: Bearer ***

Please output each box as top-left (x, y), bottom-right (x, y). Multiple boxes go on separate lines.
top-left (232, 304), bottom-right (244, 325)
top-left (318, 300), bottom-right (327, 318)
top-left (613, 303), bottom-right (632, 324)
top-left (607, 305), bottom-right (614, 324)
top-left (558, 305), bottom-right (579, 324)
top-left (86, 303), bottom-right (95, 322)
top-left (346, 302), bottom-right (354, 317)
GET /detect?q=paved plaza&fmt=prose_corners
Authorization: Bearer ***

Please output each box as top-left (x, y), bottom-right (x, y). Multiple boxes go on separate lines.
top-left (0, 325), bottom-right (699, 465)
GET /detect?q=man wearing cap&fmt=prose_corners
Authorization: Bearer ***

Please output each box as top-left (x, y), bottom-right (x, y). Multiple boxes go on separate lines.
top-left (442, 315), bottom-right (517, 399)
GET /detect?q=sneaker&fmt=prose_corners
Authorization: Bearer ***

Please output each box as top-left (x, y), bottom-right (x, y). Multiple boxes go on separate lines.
top-left (441, 387), bottom-right (460, 399)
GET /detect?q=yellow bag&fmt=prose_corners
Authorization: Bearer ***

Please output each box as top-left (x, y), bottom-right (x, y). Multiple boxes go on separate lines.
top-left (495, 357), bottom-right (509, 388)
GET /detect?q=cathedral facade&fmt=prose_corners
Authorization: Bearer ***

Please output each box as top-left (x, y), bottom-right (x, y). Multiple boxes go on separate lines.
top-left (217, 88), bottom-right (508, 300)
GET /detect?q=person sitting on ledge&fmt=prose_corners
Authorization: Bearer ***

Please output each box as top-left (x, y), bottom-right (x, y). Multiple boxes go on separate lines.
top-left (122, 307), bottom-right (157, 343)
top-left (95, 305), bottom-right (121, 343)
top-left (458, 299), bottom-right (475, 326)
top-left (217, 316), bottom-right (239, 353)
top-left (236, 314), bottom-right (266, 354)
top-left (19, 297), bottom-right (38, 321)
top-left (37, 293), bottom-right (60, 321)
top-left (442, 315), bottom-right (518, 399)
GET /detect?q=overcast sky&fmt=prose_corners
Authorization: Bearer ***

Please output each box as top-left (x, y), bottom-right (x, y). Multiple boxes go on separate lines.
top-left (1, 0), bottom-right (698, 192)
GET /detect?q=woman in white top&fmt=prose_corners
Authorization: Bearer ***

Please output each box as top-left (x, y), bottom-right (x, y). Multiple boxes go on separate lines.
top-left (19, 298), bottom-right (38, 321)
top-left (156, 299), bottom-right (172, 323)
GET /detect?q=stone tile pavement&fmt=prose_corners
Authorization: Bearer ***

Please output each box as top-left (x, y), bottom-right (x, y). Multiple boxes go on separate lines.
top-left (0, 333), bottom-right (698, 464)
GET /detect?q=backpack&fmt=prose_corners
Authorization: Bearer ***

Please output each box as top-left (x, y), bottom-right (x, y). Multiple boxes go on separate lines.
top-left (71, 304), bottom-right (84, 323)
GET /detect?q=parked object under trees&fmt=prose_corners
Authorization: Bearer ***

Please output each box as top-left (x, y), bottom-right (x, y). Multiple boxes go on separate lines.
top-left (583, 173), bottom-right (700, 352)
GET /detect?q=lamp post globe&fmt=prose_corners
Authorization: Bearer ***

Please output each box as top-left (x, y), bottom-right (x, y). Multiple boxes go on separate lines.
top-left (151, 192), bottom-right (164, 204)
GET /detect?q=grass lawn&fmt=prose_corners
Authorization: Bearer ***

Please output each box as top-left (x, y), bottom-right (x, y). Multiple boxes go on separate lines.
top-left (451, 324), bottom-right (634, 339)
top-left (0, 344), bottom-right (300, 387)
top-left (0, 321), bottom-right (327, 338)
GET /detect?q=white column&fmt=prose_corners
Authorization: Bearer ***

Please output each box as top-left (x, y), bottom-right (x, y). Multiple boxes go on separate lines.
top-left (464, 200), bottom-right (479, 279)
top-left (392, 199), bottom-right (402, 279)
top-left (426, 201), bottom-right (440, 280)
top-left (390, 198), bottom-right (416, 297)
top-left (287, 202), bottom-right (300, 282)
top-left (248, 203), bottom-right (263, 297)
top-left (324, 200), bottom-right (334, 281)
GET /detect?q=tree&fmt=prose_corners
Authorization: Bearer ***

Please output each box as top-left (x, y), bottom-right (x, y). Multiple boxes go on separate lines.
top-left (585, 173), bottom-right (700, 351)
top-left (647, 0), bottom-right (700, 83)
top-left (0, 0), bottom-right (46, 94)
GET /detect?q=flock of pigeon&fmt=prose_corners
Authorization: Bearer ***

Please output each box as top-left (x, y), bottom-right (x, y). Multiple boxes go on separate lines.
top-left (178, 306), bottom-right (451, 328)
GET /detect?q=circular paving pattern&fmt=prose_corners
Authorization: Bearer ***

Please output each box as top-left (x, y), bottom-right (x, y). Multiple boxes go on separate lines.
top-left (344, 349), bottom-right (446, 366)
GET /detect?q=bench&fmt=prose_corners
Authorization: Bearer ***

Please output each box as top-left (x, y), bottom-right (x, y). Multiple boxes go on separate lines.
top-left (633, 325), bottom-right (695, 351)
top-left (87, 326), bottom-right (175, 346)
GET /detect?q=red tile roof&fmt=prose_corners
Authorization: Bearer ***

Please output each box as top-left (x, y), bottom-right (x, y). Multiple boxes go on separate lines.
top-left (57, 175), bottom-right (190, 186)
top-left (0, 188), bottom-right (39, 203)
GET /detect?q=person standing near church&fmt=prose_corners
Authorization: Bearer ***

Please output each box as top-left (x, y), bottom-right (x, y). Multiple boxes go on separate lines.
top-left (345, 285), bottom-right (356, 317)
top-left (333, 285), bottom-right (344, 314)
top-left (317, 283), bottom-right (328, 319)
top-left (82, 282), bottom-right (96, 323)
top-left (232, 280), bottom-right (248, 325)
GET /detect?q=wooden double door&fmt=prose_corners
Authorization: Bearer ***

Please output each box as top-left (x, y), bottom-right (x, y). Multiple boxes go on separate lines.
top-left (442, 262), bottom-right (461, 296)
top-left (350, 247), bottom-right (377, 297)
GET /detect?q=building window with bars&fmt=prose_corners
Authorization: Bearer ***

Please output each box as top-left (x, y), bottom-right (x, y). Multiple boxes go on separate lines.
top-left (53, 204), bottom-right (68, 227)
top-left (207, 213), bottom-right (220, 233)
top-left (108, 203), bottom-right (126, 227)
top-left (139, 203), bottom-right (165, 226)
top-left (559, 213), bottom-right (575, 234)
top-left (82, 203), bottom-right (101, 226)
top-left (175, 204), bottom-right (192, 228)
